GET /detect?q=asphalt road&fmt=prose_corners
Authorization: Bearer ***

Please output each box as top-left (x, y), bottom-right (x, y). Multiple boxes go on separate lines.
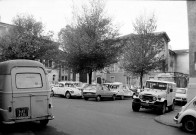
top-left (0, 96), bottom-right (190, 135)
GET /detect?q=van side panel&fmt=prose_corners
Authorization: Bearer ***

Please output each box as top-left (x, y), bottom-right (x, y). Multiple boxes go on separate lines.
top-left (0, 75), bottom-right (13, 122)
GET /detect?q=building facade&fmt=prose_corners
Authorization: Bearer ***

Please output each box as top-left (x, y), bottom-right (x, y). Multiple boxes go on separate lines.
top-left (187, 1), bottom-right (196, 101)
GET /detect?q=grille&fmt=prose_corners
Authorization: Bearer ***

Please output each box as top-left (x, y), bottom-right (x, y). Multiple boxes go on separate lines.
top-left (142, 95), bottom-right (154, 102)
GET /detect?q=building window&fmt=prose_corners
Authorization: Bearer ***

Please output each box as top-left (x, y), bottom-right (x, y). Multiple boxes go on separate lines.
top-left (110, 76), bottom-right (115, 83)
top-left (62, 76), bottom-right (64, 81)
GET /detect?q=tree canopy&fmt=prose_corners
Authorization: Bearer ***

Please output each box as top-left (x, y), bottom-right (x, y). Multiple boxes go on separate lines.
top-left (59, 0), bottom-right (124, 84)
top-left (122, 14), bottom-right (166, 87)
top-left (0, 14), bottom-right (60, 62)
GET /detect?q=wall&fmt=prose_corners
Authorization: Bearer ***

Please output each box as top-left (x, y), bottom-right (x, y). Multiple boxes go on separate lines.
top-left (175, 51), bottom-right (189, 74)
top-left (187, 1), bottom-right (196, 101)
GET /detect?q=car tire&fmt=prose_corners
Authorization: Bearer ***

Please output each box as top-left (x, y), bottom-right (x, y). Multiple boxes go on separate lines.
top-left (132, 102), bottom-right (140, 112)
top-left (96, 96), bottom-right (101, 102)
top-left (40, 119), bottom-right (49, 127)
top-left (120, 95), bottom-right (124, 100)
top-left (84, 97), bottom-right (88, 100)
top-left (182, 116), bottom-right (196, 133)
top-left (65, 92), bottom-right (71, 99)
top-left (158, 102), bottom-right (166, 115)
top-left (168, 102), bottom-right (175, 111)
top-left (112, 95), bottom-right (116, 101)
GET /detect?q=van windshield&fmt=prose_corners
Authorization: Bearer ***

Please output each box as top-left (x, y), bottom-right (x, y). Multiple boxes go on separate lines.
top-left (16, 73), bottom-right (43, 89)
top-left (146, 81), bottom-right (167, 90)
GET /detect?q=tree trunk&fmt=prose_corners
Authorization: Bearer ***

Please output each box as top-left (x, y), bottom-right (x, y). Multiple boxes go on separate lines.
top-left (88, 70), bottom-right (92, 84)
top-left (140, 71), bottom-right (143, 88)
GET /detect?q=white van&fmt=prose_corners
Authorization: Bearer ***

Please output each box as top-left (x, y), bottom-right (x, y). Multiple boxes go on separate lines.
top-left (0, 60), bottom-right (54, 126)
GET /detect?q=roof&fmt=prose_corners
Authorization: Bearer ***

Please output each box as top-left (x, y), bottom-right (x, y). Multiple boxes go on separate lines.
top-left (146, 79), bottom-right (176, 84)
top-left (0, 59), bottom-right (46, 75)
top-left (173, 49), bottom-right (189, 54)
top-left (119, 31), bottom-right (170, 42)
top-left (0, 22), bottom-right (14, 27)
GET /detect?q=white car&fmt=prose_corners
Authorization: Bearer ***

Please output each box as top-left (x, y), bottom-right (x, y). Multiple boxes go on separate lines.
top-left (175, 88), bottom-right (188, 105)
top-left (104, 82), bottom-right (133, 100)
top-left (51, 81), bottom-right (82, 99)
top-left (174, 96), bottom-right (196, 133)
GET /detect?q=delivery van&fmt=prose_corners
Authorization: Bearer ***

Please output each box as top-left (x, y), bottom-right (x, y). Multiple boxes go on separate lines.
top-left (0, 59), bottom-right (54, 126)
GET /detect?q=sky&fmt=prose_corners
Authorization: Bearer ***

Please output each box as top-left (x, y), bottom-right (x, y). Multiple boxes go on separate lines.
top-left (0, 0), bottom-right (189, 50)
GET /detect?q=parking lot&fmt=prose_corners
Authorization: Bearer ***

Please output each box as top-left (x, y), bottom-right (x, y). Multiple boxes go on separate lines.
top-left (0, 96), bottom-right (190, 135)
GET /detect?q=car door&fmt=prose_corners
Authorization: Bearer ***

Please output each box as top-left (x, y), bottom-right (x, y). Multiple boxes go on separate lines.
top-left (103, 85), bottom-right (111, 97)
top-left (58, 83), bottom-right (65, 95)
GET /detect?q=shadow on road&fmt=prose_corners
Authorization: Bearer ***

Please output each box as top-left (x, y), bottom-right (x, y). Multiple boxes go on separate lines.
top-left (0, 122), bottom-right (69, 135)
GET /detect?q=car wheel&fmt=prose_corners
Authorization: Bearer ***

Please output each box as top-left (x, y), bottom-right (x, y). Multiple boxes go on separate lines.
top-left (182, 116), bottom-right (196, 133)
top-left (65, 92), bottom-right (71, 99)
top-left (120, 95), bottom-right (124, 100)
top-left (132, 102), bottom-right (140, 112)
top-left (96, 96), bottom-right (101, 102)
top-left (158, 102), bottom-right (166, 115)
top-left (168, 102), bottom-right (175, 111)
top-left (112, 95), bottom-right (116, 101)
top-left (40, 119), bottom-right (49, 127)
top-left (84, 97), bottom-right (88, 100)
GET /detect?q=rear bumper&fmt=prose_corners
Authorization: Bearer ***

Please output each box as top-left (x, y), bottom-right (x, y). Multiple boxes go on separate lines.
top-left (2, 115), bottom-right (54, 124)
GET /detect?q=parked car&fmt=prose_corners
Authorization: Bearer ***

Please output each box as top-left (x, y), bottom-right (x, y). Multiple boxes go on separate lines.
top-left (83, 84), bottom-right (117, 101)
top-left (174, 96), bottom-right (196, 133)
top-left (103, 82), bottom-right (133, 100)
top-left (51, 81), bottom-right (82, 99)
top-left (132, 79), bottom-right (176, 114)
top-left (175, 88), bottom-right (188, 105)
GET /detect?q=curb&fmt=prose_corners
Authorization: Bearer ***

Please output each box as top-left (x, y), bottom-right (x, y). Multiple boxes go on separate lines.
top-left (154, 115), bottom-right (181, 128)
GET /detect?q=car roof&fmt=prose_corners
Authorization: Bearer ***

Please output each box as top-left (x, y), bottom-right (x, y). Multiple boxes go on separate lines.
top-left (59, 81), bottom-right (80, 84)
top-left (146, 79), bottom-right (176, 84)
top-left (0, 59), bottom-right (46, 75)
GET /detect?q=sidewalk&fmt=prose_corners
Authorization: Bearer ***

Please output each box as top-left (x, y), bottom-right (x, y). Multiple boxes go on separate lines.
top-left (154, 106), bottom-right (182, 128)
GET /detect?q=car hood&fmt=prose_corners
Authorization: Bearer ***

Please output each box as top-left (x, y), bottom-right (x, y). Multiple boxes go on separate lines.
top-left (175, 93), bottom-right (187, 98)
top-left (140, 88), bottom-right (166, 97)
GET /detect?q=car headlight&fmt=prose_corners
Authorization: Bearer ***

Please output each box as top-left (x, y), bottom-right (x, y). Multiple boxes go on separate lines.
top-left (139, 95), bottom-right (143, 99)
top-left (153, 96), bottom-right (157, 101)
top-left (69, 91), bottom-right (74, 93)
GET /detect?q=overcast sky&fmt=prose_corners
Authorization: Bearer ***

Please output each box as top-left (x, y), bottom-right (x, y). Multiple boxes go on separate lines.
top-left (0, 0), bottom-right (188, 50)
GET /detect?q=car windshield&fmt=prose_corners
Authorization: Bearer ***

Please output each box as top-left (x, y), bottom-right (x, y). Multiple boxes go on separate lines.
top-left (85, 85), bottom-right (97, 90)
top-left (109, 85), bottom-right (119, 89)
top-left (176, 89), bottom-right (186, 94)
top-left (146, 81), bottom-right (167, 90)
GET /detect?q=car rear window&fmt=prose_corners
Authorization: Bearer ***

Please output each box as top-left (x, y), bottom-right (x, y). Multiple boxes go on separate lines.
top-left (16, 73), bottom-right (43, 89)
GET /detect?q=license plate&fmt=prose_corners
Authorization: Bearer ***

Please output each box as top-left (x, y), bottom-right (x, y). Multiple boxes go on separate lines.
top-left (15, 107), bottom-right (29, 117)
top-left (141, 103), bottom-right (149, 106)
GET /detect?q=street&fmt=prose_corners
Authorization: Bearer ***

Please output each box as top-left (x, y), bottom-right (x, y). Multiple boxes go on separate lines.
top-left (0, 96), bottom-right (190, 135)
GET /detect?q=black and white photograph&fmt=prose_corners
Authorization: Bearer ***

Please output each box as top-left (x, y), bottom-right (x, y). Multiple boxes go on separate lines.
top-left (0, 0), bottom-right (195, 135)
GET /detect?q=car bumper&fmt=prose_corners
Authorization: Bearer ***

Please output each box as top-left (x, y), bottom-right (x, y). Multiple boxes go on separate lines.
top-left (2, 115), bottom-right (54, 124)
top-left (83, 94), bottom-right (97, 98)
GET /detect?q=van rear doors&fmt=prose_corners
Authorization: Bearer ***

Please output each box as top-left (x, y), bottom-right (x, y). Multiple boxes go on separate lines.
top-left (11, 67), bottom-right (49, 120)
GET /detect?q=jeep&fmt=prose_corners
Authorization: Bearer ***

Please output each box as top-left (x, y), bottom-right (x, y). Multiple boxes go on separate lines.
top-left (132, 79), bottom-right (176, 114)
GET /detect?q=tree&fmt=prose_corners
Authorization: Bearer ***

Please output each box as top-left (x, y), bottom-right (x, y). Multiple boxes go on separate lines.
top-left (0, 14), bottom-right (60, 62)
top-left (59, 0), bottom-right (124, 84)
top-left (122, 14), bottom-right (166, 88)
